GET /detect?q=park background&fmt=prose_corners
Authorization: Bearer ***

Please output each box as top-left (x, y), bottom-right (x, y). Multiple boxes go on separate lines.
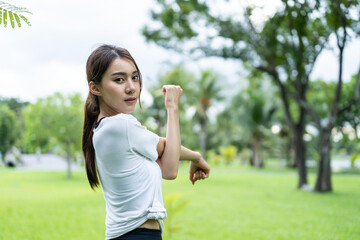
top-left (0, 0), bottom-right (359, 239)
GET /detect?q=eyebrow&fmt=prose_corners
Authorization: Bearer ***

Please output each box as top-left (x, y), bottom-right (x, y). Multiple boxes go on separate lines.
top-left (111, 71), bottom-right (138, 76)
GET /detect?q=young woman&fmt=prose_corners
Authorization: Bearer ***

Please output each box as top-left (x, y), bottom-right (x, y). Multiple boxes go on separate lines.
top-left (82, 44), bottom-right (210, 240)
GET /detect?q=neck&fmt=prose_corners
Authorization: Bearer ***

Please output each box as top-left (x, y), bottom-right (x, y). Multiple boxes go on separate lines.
top-left (98, 103), bottom-right (122, 120)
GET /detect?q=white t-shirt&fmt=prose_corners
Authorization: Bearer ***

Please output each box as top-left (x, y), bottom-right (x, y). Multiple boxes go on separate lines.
top-left (93, 113), bottom-right (166, 240)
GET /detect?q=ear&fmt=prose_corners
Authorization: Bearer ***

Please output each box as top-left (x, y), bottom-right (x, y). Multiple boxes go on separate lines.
top-left (89, 81), bottom-right (102, 96)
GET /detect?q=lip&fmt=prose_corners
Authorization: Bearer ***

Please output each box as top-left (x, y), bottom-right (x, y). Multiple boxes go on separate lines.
top-left (125, 97), bottom-right (137, 104)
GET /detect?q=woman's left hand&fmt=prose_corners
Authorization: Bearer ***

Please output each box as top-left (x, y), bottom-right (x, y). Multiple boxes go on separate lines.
top-left (189, 157), bottom-right (210, 185)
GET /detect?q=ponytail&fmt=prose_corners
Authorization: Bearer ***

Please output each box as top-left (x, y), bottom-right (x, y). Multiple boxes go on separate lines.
top-left (82, 93), bottom-right (100, 189)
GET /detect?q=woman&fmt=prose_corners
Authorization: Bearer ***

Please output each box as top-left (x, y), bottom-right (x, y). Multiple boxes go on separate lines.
top-left (82, 44), bottom-right (210, 240)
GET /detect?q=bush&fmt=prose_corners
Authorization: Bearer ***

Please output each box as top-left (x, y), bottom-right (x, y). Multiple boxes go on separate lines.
top-left (219, 145), bottom-right (238, 165)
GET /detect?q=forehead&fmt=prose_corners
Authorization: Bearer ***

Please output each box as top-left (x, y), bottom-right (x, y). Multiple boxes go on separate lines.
top-left (105, 57), bottom-right (137, 75)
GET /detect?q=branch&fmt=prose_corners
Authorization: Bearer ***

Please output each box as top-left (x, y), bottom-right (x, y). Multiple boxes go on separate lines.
top-left (339, 64), bottom-right (360, 114)
top-left (329, 0), bottom-right (347, 127)
top-left (306, 42), bottom-right (326, 78)
top-left (256, 65), bottom-right (277, 79)
top-left (285, 86), bottom-right (322, 129)
top-left (244, 7), bottom-right (260, 41)
top-left (256, 65), bottom-right (296, 129)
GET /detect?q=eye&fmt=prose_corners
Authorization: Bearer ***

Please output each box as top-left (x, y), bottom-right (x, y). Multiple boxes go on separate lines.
top-left (132, 75), bottom-right (140, 81)
top-left (114, 78), bottom-right (125, 83)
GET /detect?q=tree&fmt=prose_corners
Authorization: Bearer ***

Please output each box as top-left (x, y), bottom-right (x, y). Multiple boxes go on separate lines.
top-left (294, 0), bottom-right (360, 192)
top-left (336, 73), bottom-right (360, 141)
top-left (0, 97), bottom-right (27, 156)
top-left (24, 93), bottom-right (83, 178)
top-left (220, 73), bottom-right (278, 167)
top-left (51, 93), bottom-right (83, 178)
top-left (306, 74), bottom-right (360, 168)
top-left (0, 1), bottom-right (31, 28)
top-left (193, 70), bottom-right (223, 157)
top-left (143, 0), bottom-right (331, 189)
top-left (24, 98), bottom-right (57, 153)
top-left (240, 78), bottom-right (278, 167)
top-left (0, 105), bottom-right (17, 159)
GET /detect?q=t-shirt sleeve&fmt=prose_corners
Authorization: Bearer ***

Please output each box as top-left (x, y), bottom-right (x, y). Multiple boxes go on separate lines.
top-left (127, 117), bottom-right (159, 161)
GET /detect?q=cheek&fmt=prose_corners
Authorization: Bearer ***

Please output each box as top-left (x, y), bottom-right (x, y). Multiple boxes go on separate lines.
top-left (136, 82), bottom-right (142, 93)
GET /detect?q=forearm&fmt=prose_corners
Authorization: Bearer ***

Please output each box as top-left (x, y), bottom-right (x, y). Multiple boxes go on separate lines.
top-left (180, 146), bottom-right (201, 162)
top-left (158, 138), bottom-right (201, 162)
top-left (159, 108), bottom-right (181, 179)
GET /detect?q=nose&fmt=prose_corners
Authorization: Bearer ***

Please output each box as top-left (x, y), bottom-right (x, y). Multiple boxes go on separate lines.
top-left (125, 78), bottom-right (136, 94)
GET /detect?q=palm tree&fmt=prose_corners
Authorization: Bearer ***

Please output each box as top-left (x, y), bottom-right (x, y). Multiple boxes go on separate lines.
top-left (246, 94), bottom-right (277, 167)
top-left (0, 1), bottom-right (31, 28)
top-left (231, 75), bottom-right (278, 168)
top-left (193, 70), bottom-right (223, 157)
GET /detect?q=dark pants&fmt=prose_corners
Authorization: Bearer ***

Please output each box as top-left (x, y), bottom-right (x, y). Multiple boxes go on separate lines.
top-left (110, 228), bottom-right (162, 240)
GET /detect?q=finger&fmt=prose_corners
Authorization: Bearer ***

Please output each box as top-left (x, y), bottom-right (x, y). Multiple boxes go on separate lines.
top-left (192, 173), bottom-right (197, 185)
top-left (189, 172), bottom-right (195, 184)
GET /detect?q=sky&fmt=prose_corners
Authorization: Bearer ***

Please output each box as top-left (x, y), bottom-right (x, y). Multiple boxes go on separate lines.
top-left (0, 0), bottom-right (359, 104)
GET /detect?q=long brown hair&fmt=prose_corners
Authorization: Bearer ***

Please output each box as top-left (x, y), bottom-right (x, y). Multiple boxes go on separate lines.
top-left (82, 44), bottom-right (142, 189)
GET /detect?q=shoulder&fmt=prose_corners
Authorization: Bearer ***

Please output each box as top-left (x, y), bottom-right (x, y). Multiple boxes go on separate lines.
top-left (93, 114), bottom-right (133, 147)
top-left (93, 114), bottom-right (130, 137)
top-left (94, 114), bottom-right (137, 129)
top-left (94, 114), bottom-right (146, 137)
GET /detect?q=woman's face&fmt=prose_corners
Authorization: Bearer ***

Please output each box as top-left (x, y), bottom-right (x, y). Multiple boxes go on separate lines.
top-left (96, 57), bottom-right (141, 115)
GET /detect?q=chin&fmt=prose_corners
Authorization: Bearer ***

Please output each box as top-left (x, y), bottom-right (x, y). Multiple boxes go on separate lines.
top-left (125, 108), bottom-right (136, 114)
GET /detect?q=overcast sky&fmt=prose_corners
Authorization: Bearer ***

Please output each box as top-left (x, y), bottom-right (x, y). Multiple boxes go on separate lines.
top-left (1, 0), bottom-right (359, 103)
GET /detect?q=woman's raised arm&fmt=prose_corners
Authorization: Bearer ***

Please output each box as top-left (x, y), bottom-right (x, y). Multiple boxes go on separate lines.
top-left (156, 85), bottom-right (182, 179)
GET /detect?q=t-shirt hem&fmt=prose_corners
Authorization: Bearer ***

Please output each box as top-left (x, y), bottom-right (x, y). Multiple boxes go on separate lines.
top-left (104, 217), bottom-right (163, 240)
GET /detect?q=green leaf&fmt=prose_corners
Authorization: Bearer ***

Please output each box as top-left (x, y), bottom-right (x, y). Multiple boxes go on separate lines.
top-left (350, 153), bottom-right (358, 164)
top-left (0, 2), bottom-right (32, 28)
top-left (8, 10), bottom-right (14, 28)
top-left (3, 9), bottom-right (7, 27)
top-left (14, 13), bottom-right (21, 27)
top-left (19, 14), bottom-right (31, 26)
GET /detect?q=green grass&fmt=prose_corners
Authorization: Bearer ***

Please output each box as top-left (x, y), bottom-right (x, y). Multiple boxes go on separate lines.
top-left (0, 166), bottom-right (359, 240)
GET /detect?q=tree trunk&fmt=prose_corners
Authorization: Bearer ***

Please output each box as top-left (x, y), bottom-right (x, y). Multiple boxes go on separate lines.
top-left (66, 143), bottom-right (72, 179)
top-left (271, 73), bottom-right (309, 189)
top-left (284, 140), bottom-right (295, 168)
top-left (199, 118), bottom-right (208, 158)
top-left (251, 137), bottom-right (262, 168)
top-left (314, 129), bottom-right (333, 192)
top-left (293, 129), bottom-right (308, 188)
top-left (354, 123), bottom-right (359, 140)
top-left (250, 141), bottom-right (258, 167)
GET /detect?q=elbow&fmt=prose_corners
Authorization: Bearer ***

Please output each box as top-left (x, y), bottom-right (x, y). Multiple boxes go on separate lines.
top-left (163, 171), bottom-right (178, 180)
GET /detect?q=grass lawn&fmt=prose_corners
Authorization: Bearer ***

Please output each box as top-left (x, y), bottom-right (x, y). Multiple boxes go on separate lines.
top-left (0, 165), bottom-right (359, 240)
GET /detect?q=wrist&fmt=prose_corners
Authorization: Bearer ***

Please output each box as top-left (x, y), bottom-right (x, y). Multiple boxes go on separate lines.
top-left (166, 105), bottom-right (179, 112)
top-left (192, 152), bottom-right (202, 163)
